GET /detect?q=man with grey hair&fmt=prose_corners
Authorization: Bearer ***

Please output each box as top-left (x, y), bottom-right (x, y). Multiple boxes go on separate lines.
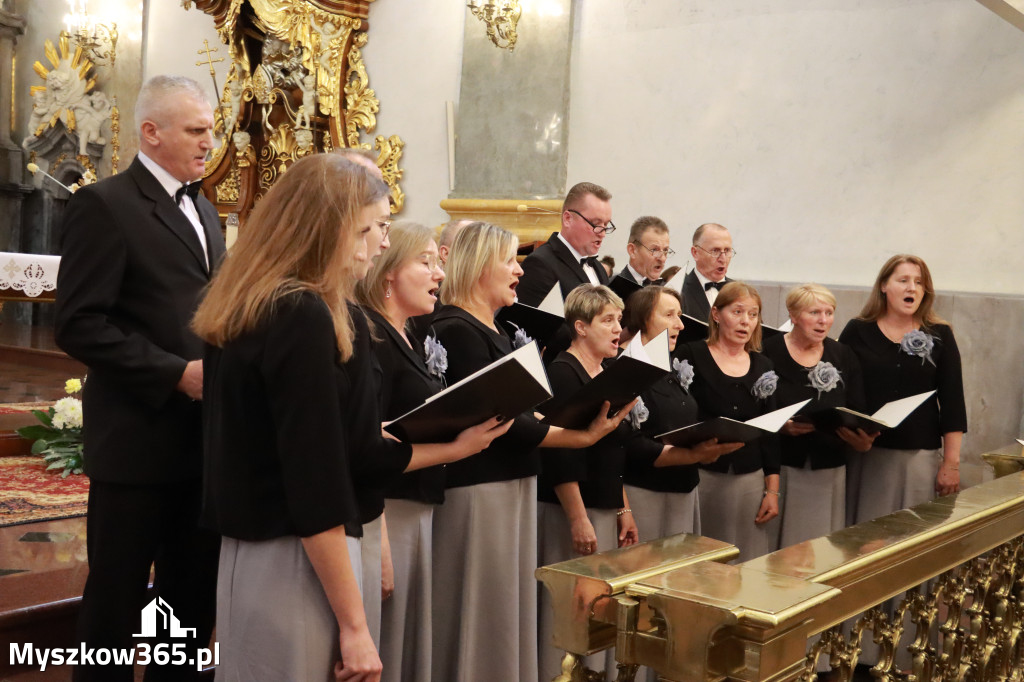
top-left (56, 74), bottom-right (224, 681)
top-left (680, 222), bottom-right (735, 320)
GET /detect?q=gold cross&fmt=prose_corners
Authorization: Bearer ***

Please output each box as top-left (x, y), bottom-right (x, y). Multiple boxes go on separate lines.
top-left (195, 39), bottom-right (223, 72)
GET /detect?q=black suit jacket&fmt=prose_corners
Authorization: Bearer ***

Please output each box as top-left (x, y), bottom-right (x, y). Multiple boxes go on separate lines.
top-left (679, 269), bottom-right (732, 322)
top-left (516, 232), bottom-right (610, 307)
top-left (55, 156), bottom-right (226, 484)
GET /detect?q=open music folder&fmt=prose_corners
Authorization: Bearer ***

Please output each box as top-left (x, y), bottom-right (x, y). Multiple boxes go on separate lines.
top-left (656, 399), bottom-right (811, 448)
top-left (538, 330), bottom-right (671, 430)
top-left (383, 341), bottom-right (552, 443)
top-left (795, 390), bottom-right (936, 432)
top-left (496, 282), bottom-right (565, 347)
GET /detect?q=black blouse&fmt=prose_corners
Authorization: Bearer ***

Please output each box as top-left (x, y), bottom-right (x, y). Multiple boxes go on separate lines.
top-left (202, 291), bottom-right (360, 540)
top-left (838, 319), bottom-right (967, 450)
top-left (676, 341), bottom-right (780, 476)
top-left (623, 369), bottom-right (702, 493)
top-left (537, 352), bottom-right (655, 509)
top-left (762, 335), bottom-right (865, 470)
top-left (429, 305), bottom-right (550, 488)
top-left (346, 304), bottom-right (414, 524)
top-left (364, 308), bottom-right (447, 505)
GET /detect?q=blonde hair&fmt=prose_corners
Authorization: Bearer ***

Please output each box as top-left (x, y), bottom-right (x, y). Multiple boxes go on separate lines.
top-left (565, 285), bottom-right (624, 340)
top-left (193, 153), bottom-right (388, 361)
top-left (785, 283), bottom-right (837, 316)
top-left (857, 254), bottom-right (948, 328)
top-left (707, 281), bottom-right (763, 352)
top-left (354, 220), bottom-right (436, 320)
top-left (440, 222), bottom-right (518, 309)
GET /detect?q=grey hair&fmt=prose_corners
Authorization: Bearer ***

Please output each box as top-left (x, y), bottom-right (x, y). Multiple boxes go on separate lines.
top-left (135, 75), bottom-right (209, 129)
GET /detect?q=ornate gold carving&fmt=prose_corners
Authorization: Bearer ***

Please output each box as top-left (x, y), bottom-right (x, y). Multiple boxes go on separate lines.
top-left (374, 134), bottom-right (404, 213)
top-left (343, 31), bottom-right (378, 149)
top-left (109, 97), bottom-right (119, 174)
top-left (467, 1), bottom-right (521, 51)
top-left (216, 164), bottom-right (240, 203)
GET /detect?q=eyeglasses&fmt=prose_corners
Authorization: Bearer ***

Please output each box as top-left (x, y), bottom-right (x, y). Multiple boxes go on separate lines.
top-left (633, 241), bottom-right (675, 259)
top-left (568, 209), bottom-right (616, 235)
top-left (376, 219), bottom-right (392, 238)
top-left (694, 244), bottom-right (736, 260)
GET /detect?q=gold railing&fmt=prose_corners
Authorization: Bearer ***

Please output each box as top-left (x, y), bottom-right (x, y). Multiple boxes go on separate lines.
top-left (537, 455), bottom-right (1024, 682)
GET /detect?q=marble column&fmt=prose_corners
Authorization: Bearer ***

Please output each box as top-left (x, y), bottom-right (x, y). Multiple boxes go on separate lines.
top-left (451, 0), bottom-right (575, 200)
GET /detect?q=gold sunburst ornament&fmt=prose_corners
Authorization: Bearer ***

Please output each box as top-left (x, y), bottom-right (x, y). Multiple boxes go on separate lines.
top-left (29, 34), bottom-right (96, 138)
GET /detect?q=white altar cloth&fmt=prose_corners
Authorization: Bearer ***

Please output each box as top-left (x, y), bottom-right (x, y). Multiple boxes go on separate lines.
top-left (0, 252), bottom-right (60, 298)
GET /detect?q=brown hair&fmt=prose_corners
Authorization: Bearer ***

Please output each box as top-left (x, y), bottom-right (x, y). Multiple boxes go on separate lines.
top-left (707, 281), bottom-right (763, 352)
top-left (622, 286), bottom-right (680, 338)
top-left (565, 284), bottom-right (624, 341)
top-left (857, 254), bottom-right (947, 328)
top-left (628, 216), bottom-right (669, 243)
top-left (192, 153), bottom-right (388, 361)
top-left (562, 181), bottom-right (612, 213)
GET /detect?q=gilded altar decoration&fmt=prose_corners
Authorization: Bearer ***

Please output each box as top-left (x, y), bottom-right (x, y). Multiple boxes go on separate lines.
top-left (189, 0), bottom-right (405, 225)
top-left (467, 0), bottom-right (521, 51)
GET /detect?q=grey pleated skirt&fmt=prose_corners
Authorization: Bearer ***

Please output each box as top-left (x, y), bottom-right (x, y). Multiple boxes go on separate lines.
top-left (359, 515), bottom-right (383, 647)
top-left (624, 485), bottom-right (701, 542)
top-left (215, 534), bottom-right (362, 682)
top-left (537, 502), bottom-right (619, 681)
top-left (846, 447), bottom-right (941, 525)
top-left (778, 463), bottom-right (846, 548)
top-left (431, 477), bottom-right (539, 682)
top-left (380, 499), bottom-right (433, 682)
top-left (697, 469), bottom-right (772, 562)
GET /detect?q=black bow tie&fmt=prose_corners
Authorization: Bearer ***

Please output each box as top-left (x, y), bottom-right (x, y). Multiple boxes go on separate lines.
top-left (580, 257), bottom-right (598, 268)
top-left (174, 181), bottom-right (202, 204)
top-left (704, 280), bottom-right (725, 291)
top-left (643, 278), bottom-right (665, 287)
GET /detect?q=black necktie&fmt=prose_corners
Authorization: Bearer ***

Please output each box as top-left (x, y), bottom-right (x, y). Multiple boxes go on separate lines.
top-left (643, 278), bottom-right (666, 287)
top-left (174, 181), bottom-right (202, 205)
top-left (704, 280), bottom-right (725, 291)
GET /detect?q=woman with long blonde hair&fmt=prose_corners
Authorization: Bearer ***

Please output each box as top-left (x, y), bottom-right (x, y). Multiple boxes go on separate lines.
top-left (195, 153), bottom-right (384, 681)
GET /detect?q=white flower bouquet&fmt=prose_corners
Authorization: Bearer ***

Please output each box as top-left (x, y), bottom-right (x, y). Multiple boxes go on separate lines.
top-left (16, 377), bottom-right (85, 477)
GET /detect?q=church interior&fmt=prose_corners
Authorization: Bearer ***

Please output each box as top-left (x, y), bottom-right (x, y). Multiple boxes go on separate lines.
top-left (1, 0), bottom-right (1024, 680)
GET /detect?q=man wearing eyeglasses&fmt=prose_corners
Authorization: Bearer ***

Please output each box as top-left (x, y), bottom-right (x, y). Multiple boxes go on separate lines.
top-left (614, 216), bottom-right (674, 294)
top-left (681, 222), bottom-right (736, 321)
top-left (517, 181), bottom-right (614, 306)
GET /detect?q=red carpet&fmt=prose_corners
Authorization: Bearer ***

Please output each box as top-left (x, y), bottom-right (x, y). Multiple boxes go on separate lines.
top-left (0, 456), bottom-right (89, 527)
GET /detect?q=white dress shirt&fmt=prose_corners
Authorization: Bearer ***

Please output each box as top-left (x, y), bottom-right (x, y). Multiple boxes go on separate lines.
top-left (694, 268), bottom-right (725, 308)
top-left (138, 152), bottom-right (209, 267)
top-left (557, 233), bottom-right (600, 285)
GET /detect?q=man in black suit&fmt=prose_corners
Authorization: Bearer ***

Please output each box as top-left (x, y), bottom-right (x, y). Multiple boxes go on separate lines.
top-left (517, 181), bottom-right (613, 306)
top-left (609, 215), bottom-right (673, 300)
top-left (516, 182), bottom-right (614, 362)
top-left (55, 75), bottom-right (225, 682)
top-left (680, 222), bottom-right (735, 321)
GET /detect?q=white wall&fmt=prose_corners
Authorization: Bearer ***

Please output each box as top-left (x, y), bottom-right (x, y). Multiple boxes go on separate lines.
top-left (568, 0), bottom-right (1024, 295)
top-left (142, 1), bottom-right (1024, 295)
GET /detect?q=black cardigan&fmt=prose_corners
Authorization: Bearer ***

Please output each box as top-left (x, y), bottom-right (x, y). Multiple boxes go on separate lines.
top-left (623, 369), bottom-right (702, 493)
top-left (762, 334), bottom-right (866, 470)
top-left (365, 307), bottom-right (447, 505)
top-left (429, 305), bottom-right (550, 488)
top-left (202, 292), bottom-right (360, 540)
top-left (838, 318), bottom-right (967, 450)
top-left (675, 341), bottom-right (780, 476)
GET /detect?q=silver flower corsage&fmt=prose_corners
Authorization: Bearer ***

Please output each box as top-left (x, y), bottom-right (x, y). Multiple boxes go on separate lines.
top-left (626, 396), bottom-right (649, 430)
top-left (672, 358), bottom-right (694, 393)
top-left (423, 333), bottom-right (448, 381)
top-left (806, 361), bottom-right (843, 398)
top-left (508, 322), bottom-right (534, 350)
top-left (751, 370), bottom-right (778, 400)
top-left (900, 330), bottom-right (936, 366)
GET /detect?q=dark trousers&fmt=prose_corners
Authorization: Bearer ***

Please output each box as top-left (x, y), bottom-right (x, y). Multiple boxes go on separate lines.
top-left (72, 478), bottom-right (220, 682)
